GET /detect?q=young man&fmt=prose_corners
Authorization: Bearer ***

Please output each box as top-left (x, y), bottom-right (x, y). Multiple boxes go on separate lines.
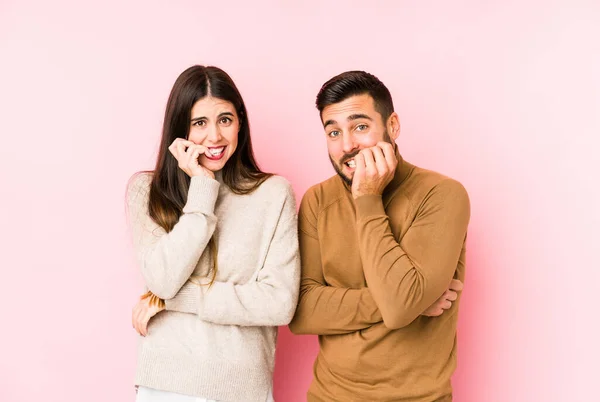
top-left (289, 71), bottom-right (470, 401)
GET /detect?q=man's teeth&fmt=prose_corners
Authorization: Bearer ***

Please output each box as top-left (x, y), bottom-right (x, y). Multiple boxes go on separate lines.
top-left (346, 159), bottom-right (356, 168)
top-left (208, 147), bottom-right (225, 156)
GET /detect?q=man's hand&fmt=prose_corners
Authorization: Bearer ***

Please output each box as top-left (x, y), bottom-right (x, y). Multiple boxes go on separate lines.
top-left (351, 142), bottom-right (397, 199)
top-left (422, 279), bottom-right (464, 317)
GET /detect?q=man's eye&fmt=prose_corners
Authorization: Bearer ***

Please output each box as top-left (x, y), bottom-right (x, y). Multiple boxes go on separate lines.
top-left (356, 124), bottom-right (368, 131)
top-left (328, 131), bottom-right (340, 138)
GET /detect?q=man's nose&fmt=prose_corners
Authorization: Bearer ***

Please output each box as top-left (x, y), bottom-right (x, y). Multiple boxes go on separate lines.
top-left (342, 132), bottom-right (357, 154)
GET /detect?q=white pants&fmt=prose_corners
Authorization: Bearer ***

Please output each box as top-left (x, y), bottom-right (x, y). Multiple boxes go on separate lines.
top-left (136, 387), bottom-right (217, 402)
top-left (136, 386), bottom-right (274, 402)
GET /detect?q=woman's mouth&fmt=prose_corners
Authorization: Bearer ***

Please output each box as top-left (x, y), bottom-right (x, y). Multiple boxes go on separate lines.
top-left (205, 146), bottom-right (226, 160)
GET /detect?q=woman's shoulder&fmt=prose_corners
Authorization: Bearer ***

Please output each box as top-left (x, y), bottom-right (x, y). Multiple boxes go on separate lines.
top-left (248, 175), bottom-right (297, 218)
top-left (129, 171), bottom-right (153, 188)
top-left (126, 171), bottom-right (153, 204)
top-left (256, 175), bottom-right (295, 198)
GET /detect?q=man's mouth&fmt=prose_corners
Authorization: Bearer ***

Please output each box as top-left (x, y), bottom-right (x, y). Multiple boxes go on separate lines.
top-left (344, 158), bottom-right (356, 169)
top-left (205, 146), bottom-right (226, 160)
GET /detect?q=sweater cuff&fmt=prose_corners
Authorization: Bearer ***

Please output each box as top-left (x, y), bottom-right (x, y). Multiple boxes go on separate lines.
top-left (354, 194), bottom-right (386, 220)
top-left (164, 283), bottom-right (202, 314)
top-left (183, 175), bottom-right (220, 214)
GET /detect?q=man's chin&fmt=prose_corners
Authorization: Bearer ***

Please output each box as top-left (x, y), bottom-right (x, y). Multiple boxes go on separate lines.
top-left (329, 157), bottom-right (354, 185)
top-left (336, 170), bottom-right (353, 185)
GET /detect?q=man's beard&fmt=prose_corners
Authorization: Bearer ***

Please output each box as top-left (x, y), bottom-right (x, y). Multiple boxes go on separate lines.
top-left (329, 129), bottom-right (395, 185)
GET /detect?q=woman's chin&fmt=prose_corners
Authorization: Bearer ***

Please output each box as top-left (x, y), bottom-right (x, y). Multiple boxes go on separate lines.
top-left (200, 155), bottom-right (229, 172)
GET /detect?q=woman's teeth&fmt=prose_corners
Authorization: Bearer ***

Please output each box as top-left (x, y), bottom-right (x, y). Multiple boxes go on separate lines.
top-left (208, 147), bottom-right (225, 156)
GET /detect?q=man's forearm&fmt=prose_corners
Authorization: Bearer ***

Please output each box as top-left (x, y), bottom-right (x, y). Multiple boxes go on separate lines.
top-left (289, 279), bottom-right (382, 335)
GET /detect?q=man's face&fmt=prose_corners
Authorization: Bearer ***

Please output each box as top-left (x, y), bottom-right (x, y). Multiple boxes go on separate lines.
top-left (321, 94), bottom-right (399, 184)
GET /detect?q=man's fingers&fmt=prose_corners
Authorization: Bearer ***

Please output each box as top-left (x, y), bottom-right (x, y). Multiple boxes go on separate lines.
top-left (449, 279), bottom-right (464, 292)
top-left (377, 142), bottom-right (397, 171)
top-left (444, 290), bottom-right (458, 302)
top-left (377, 141), bottom-right (395, 153)
top-left (354, 153), bottom-right (366, 176)
top-left (429, 308), bottom-right (443, 317)
top-left (360, 149), bottom-right (377, 176)
top-left (370, 146), bottom-right (388, 176)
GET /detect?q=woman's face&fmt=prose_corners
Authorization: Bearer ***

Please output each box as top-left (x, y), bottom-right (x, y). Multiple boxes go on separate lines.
top-left (187, 96), bottom-right (240, 172)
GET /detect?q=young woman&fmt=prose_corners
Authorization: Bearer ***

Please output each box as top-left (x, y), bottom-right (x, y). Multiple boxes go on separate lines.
top-left (126, 65), bottom-right (300, 402)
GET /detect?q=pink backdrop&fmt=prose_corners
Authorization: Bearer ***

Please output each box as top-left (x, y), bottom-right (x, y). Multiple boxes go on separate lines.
top-left (1, 1), bottom-right (599, 401)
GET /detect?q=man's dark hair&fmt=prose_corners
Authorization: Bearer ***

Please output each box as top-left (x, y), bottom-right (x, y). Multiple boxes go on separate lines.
top-left (316, 71), bottom-right (395, 122)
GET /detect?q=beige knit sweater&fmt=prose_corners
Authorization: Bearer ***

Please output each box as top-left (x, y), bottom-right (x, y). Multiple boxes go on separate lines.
top-left (126, 172), bottom-right (300, 401)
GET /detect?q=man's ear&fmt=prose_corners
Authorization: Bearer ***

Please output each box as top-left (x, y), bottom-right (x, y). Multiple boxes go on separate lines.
top-left (388, 112), bottom-right (400, 141)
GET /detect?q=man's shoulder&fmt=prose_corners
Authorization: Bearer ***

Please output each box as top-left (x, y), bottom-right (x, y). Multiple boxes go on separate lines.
top-left (408, 164), bottom-right (457, 188)
top-left (301, 175), bottom-right (346, 213)
top-left (404, 163), bottom-right (470, 208)
top-left (297, 175), bottom-right (346, 236)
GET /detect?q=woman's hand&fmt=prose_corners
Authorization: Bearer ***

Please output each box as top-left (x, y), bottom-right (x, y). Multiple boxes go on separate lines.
top-left (168, 138), bottom-right (215, 179)
top-left (132, 291), bottom-right (165, 336)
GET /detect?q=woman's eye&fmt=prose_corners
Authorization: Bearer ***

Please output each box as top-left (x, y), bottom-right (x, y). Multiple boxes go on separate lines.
top-left (220, 117), bottom-right (232, 124)
top-left (193, 120), bottom-right (205, 127)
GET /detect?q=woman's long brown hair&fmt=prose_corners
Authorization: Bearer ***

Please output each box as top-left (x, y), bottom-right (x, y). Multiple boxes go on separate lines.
top-left (143, 65), bottom-right (271, 296)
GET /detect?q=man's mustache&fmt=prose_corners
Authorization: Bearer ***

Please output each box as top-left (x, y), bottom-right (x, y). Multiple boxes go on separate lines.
top-left (340, 150), bottom-right (360, 165)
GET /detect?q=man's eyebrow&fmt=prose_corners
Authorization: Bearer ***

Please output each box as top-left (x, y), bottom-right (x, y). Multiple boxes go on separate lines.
top-left (323, 119), bottom-right (337, 128)
top-left (324, 113), bottom-right (373, 128)
top-left (347, 113), bottom-right (372, 121)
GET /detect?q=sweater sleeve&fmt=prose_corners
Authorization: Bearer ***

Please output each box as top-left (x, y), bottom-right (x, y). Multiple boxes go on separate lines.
top-left (355, 178), bottom-right (470, 329)
top-left (288, 188), bottom-right (383, 335)
top-left (167, 182), bottom-right (301, 326)
top-left (126, 173), bottom-right (219, 299)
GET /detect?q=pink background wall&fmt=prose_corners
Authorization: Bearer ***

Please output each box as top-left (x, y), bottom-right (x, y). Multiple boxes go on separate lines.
top-left (1, 1), bottom-right (599, 401)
